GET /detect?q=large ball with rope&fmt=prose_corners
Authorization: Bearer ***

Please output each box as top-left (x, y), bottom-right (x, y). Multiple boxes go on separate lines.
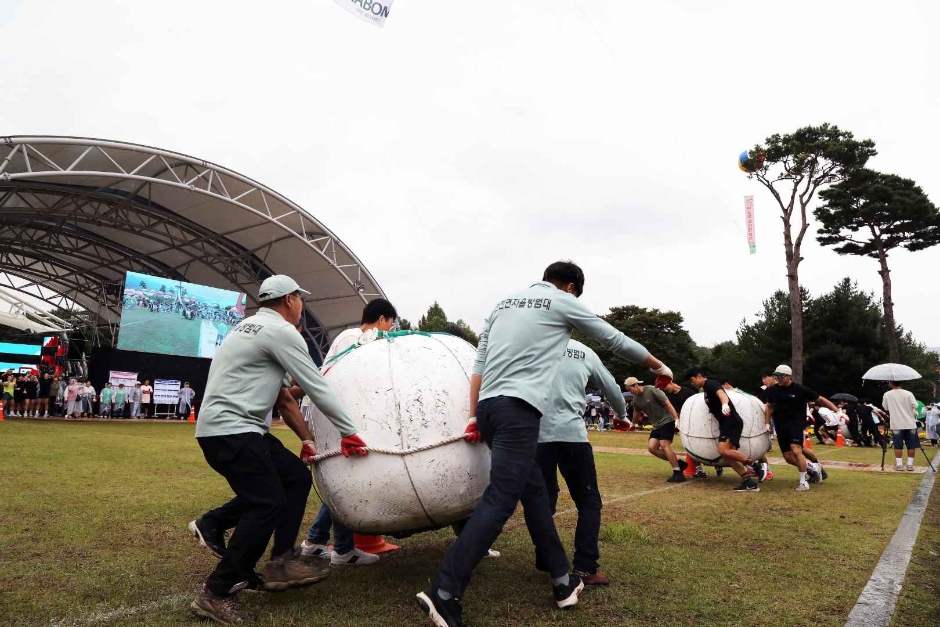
top-left (308, 331), bottom-right (491, 535)
top-left (678, 389), bottom-right (771, 466)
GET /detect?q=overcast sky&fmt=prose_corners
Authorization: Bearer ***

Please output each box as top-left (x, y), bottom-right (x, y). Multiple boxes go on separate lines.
top-left (1, 0), bottom-right (938, 347)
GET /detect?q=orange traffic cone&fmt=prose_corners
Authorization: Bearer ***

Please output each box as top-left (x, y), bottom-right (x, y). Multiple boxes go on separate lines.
top-left (353, 533), bottom-right (400, 555)
top-left (0, 400), bottom-right (5, 422)
top-left (835, 432), bottom-right (845, 447)
top-left (682, 453), bottom-right (697, 477)
top-left (187, 407), bottom-right (196, 423)
top-left (803, 431), bottom-right (812, 450)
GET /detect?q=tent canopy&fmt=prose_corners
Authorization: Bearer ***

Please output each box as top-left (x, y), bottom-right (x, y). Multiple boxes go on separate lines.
top-left (0, 136), bottom-right (385, 359)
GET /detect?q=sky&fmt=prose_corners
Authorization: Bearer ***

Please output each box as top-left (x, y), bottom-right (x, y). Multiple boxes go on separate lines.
top-left (1, 0), bottom-right (938, 347)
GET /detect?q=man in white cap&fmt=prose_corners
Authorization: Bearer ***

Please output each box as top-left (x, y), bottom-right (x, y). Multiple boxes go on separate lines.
top-left (189, 274), bottom-right (370, 625)
top-left (762, 365), bottom-right (838, 491)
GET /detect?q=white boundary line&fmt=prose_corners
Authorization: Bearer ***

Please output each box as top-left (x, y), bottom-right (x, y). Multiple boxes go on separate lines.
top-left (44, 593), bottom-right (191, 627)
top-left (844, 450), bottom-right (940, 627)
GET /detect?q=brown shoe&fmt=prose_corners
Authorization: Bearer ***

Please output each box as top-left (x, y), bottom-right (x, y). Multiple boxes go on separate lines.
top-left (574, 570), bottom-right (610, 587)
top-left (262, 552), bottom-right (330, 592)
top-left (190, 584), bottom-right (254, 625)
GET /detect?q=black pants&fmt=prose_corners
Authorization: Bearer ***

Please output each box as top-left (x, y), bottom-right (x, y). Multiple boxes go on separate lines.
top-left (846, 417), bottom-right (862, 443)
top-left (434, 396), bottom-right (569, 598)
top-left (813, 420), bottom-right (826, 444)
top-left (860, 417), bottom-right (882, 448)
top-left (198, 432), bottom-right (312, 596)
top-left (535, 441), bottom-right (602, 575)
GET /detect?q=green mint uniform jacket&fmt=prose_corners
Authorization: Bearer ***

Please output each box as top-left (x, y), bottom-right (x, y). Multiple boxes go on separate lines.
top-left (539, 339), bottom-right (626, 444)
top-left (195, 307), bottom-right (357, 438)
top-left (473, 281), bottom-right (649, 417)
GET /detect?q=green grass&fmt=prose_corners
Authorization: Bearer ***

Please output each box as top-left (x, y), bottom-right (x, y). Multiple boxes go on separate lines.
top-left (891, 448), bottom-right (940, 627)
top-left (0, 420), bottom-right (930, 626)
top-left (117, 308), bottom-right (202, 357)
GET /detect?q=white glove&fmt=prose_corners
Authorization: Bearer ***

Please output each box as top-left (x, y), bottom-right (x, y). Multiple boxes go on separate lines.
top-left (721, 404), bottom-right (731, 417)
top-left (650, 364), bottom-right (673, 379)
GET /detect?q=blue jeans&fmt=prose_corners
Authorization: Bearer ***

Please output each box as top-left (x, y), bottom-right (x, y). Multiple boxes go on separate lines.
top-left (434, 396), bottom-right (570, 598)
top-left (305, 503), bottom-right (354, 554)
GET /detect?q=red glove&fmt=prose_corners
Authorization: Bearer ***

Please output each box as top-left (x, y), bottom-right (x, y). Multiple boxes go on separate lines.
top-left (653, 375), bottom-right (672, 390)
top-left (464, 417), bottom-right (481, 443)
top-left (340, 434), bottom-right (368, 458)
top-left (300, 440), bottom-right (317, 465)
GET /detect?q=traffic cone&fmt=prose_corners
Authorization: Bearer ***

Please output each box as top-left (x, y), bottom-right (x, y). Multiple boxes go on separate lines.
top-left (0, 400), bottom-right (5, 422)
top-left (803, 431), bottom-right (812, 450)
top-left (835, 432), bottom-right (845, 447)
top-left (187, 407), bottom-right (196, 423)
top-left (682, 453), bottom-right (696, 477)
top-left (353, 533), bottom-right (400, 555)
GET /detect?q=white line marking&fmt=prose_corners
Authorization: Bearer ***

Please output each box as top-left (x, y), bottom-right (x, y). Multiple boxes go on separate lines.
top-left (45, 593), bottom-right (190, 626)
top-left (845, 451), bottom-right (939, 627)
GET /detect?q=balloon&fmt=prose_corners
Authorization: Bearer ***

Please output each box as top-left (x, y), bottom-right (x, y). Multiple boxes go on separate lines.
top-left (738, 150), bottom-right (765, 173)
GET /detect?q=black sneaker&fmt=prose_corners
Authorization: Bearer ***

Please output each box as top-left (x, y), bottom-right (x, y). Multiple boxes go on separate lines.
top-left (416, 587), bottom-right (467, 627)
top-left (753, 462), bottom-right (767, 483)
top-left (667, 471), bottom-right (686, 483)
top-left (189, 518), bottom-right (226, 559)
top-left (553, 574), bottom-right (584, 609)
top-left (677, 458), bottom-right (688, 473)
top-left (693, 468), bottom-right (707, 478)
top-left (733, 479), bottom-right (759, 492)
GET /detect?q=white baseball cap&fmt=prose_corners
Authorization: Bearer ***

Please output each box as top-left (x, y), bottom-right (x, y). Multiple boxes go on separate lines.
top-left (258, 275), bottom-right (310, 301)
top-left (623, 377), bottom-right (644, 387)
top-left (773, 365), bottom-right (793, 376)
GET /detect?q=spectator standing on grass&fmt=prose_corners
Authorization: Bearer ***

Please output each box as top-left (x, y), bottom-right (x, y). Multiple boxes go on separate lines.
top-left (128, 382), bottom-right (142, 419)
top-left (99, 382), bottom-right (114, 418)
top-left (65, 379), bottom-right (82, 417)
top-left (82, 380), bottom-right (96, 417)
top-left (925, 403), bottom-right (939, 446)
top-left (140, 380), bottom-right (153, 418)
top-left (2, 374), bottom-right (14, 410)
top-left (882, 381), bottom-right (920, 471)
top-left (23, 374), bottom-right (39, 417)
top-left (55, 376), bottom-right (66, 415)
top-left (178, 382), bottom-right (195, 419)
top-left (857, 399), bottom-right (883, 447)
top-left (37, 372), bottom-right (52, 418)
top-left (12, 374), bottom-right (26, 416)
top-left (113, 384), bottom-right (127, 418)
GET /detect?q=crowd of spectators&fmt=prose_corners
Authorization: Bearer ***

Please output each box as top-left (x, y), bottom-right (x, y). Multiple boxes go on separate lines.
top-left (1, 370), bottom-right (197, 420)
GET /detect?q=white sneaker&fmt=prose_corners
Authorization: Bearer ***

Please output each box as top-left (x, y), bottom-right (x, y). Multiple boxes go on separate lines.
top-left (300, 541), bottom-right (335, 560)
top-left (331, 547), bottom-right (379, 566)
top-left (485, 549), bottom-right (501, 558)
top-left (796, 482), bottom-right (810, 492)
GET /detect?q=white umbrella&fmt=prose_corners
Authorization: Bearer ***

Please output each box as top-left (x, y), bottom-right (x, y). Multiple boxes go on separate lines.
top-left (862, 363), bottom-right (922, 382)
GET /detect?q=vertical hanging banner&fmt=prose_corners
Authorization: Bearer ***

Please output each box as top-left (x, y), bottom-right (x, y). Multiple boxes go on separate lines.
top-left (334, 0), bottom-right (394, 27)
top-left (744, 195), bottom-right (756, 254)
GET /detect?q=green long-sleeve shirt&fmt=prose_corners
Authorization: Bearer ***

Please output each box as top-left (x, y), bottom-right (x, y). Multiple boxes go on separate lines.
top-left (195, 307), bottom-right (357, 438)
top-left (473, 281), bottom-right (649, 416)
top-left (539, 339), bottom-right (625, 444)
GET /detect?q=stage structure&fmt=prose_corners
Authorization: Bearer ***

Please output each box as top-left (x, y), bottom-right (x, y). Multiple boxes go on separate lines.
top-left (0, 136), bottom-right (385, 362)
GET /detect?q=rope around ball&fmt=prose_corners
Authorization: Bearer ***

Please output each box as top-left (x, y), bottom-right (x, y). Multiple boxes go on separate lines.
top-left (310, 433), bottom-right (471, 463)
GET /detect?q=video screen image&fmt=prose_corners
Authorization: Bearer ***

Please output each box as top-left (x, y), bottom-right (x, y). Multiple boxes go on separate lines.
top-left (116, 272), bottom-right (246, 359)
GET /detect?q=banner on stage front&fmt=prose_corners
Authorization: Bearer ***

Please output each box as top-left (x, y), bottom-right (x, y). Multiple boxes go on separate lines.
top-left (109, 370), bottom-right (138, 388)
top-left (744, 195), bottom-right (756, 254)
top-left (154, 379), bottom-right (181, 405)
top-left (334, 0), bottom-right (393, 27)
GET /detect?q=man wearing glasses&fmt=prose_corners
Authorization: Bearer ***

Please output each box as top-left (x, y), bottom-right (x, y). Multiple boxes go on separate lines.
top-left (762, 365), bottom-right (838, 492)
top-left (190, 275), bottom-right (370, 625)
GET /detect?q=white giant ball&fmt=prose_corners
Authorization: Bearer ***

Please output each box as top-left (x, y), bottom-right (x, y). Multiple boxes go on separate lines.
top-left (678, 389), bottom-right (772, 466)
top-left (309, 333), bottom-right (491, 535)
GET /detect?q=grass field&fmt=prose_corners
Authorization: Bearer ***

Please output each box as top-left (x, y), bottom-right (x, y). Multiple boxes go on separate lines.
top-left (117, 308), bottom-right (202, 357)
top-left (0, 420), bottom-right (935, 627)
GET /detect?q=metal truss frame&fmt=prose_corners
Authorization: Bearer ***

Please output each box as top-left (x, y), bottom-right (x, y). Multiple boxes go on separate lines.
top-left (0, 136), bottom-right (387, 360)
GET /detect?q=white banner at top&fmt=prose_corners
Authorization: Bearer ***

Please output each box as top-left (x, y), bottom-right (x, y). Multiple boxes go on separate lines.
top-left (334, 0), bottom-right (394, 28)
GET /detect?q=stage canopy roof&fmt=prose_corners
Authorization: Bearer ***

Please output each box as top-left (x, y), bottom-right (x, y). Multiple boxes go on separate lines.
top-left (0, 136), bottom-right (385, 359)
